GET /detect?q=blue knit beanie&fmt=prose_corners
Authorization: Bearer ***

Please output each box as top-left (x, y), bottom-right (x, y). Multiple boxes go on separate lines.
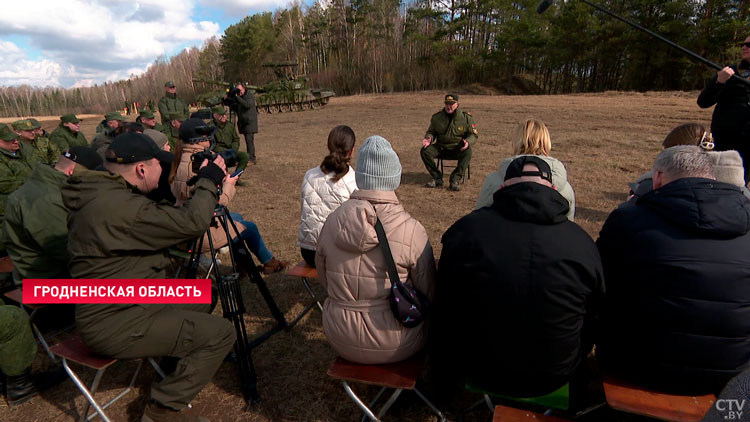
top-left (355, 135), bottom-right (402, 191)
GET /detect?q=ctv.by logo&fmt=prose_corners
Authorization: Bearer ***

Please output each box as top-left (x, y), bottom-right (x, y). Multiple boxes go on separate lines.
top-left (716, 399), bottom-right (747, 420)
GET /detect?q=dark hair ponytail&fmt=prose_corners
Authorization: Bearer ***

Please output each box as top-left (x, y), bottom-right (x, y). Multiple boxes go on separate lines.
top-left (321, 125), bottom-right (356, 182)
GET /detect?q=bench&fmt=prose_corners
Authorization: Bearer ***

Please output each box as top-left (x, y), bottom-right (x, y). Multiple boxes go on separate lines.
top-left (602, 375), bottom-right (716, 422)
top-left (285, 261), bottom-right (324, 327)
top-left (327, 354), bottom-right (446, 421)
top-left (0, 255), bottom-right (15, 273)
top-left (493, 405), bottom-right (573, 422)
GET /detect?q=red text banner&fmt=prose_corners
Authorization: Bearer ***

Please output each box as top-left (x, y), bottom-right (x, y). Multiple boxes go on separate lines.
top-left (23, 279), bottom-right (212, 304)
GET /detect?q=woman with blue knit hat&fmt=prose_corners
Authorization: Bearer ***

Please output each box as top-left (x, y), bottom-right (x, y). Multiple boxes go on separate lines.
top-left (315, 135), bottom-right (437, 364)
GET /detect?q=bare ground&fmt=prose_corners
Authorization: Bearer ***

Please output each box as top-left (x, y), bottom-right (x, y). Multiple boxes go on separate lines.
top-left (1, 91), bottom-right (711, 421)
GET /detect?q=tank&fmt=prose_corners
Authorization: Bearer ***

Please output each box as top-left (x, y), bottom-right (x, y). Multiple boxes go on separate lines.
top-left (192, 62), bottom-right (335, 114)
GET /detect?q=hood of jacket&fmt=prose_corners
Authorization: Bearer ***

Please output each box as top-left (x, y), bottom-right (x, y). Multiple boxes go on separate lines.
top-left (332, 190), bottom-right (410, 254)
top-left (637, 177), bottom-right (750, 237)
top-left (62, 169), bottom-right (128, 213)
top-left (28, 163), bottom-right (67, 186)
top-left (492, 182), bottom-right (570, 224)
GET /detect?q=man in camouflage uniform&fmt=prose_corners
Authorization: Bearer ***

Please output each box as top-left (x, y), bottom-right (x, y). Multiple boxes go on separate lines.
top-left (162, 112), bottom-right (183, 152)
top-left (0, 124), bottom-right (34, 224)
top-left (210, 106), bottom-right (248, 172)
top-left (138, 109), bottom-right (164, 132)
top-left (94, 111), bottom-right (127, 134)
top-left (158, 81), bottom-right (190, 125)
top-left (12, 119), bottom-right (60, 165)
top-left (49, 113), bottom-right (87, 151)
top-left (2, 146), bottom-right (102, 287)
top-left (420, 93), bottom-right (478, 191)
top-left (61, 132), bottom-right (234, 422)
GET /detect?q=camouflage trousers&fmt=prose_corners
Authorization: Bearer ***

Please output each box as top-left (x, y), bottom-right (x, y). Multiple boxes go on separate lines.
top-left (0, 299), bottom-right (37, 376)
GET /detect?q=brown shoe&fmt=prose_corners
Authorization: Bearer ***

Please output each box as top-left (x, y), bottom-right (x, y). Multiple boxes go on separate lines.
top-left (259, 257), bottom-right (288, 274)
top-left (141, 401), bottom-right (209, 422)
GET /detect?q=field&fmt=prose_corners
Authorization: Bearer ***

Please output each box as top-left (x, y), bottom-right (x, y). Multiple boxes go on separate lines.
top-left (1, 91), bottom-right (712, 421)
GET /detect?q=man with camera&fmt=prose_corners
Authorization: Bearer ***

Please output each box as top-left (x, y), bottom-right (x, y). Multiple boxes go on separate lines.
top-left (210, 106), bottom-right (249, 172)
top-left (61, 131), bottom-right (235, 422)
top-left (231, 83), bottom-right (258, 165)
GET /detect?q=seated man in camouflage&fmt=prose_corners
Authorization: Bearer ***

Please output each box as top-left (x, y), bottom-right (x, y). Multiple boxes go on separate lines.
top-left (138, 109), bottom-right (164, 132)
top-left (12, 119), bottom-right (59, 165)
top-left (210, 106), bottom-right (249, 172)
top-left (49, 113), bottom-right (87, 150)
top-left (420, 94), bottom-right (478, 191)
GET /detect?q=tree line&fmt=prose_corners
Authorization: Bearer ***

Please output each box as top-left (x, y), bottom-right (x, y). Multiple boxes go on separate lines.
top-left (1, 0), bottom-right (748, 118)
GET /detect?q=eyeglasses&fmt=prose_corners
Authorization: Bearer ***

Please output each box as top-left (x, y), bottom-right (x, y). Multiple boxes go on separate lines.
top-left (741, 42), bottom-right (750, 48)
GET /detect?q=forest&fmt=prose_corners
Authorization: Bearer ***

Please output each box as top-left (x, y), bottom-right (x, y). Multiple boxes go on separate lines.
top-left (0, 0), bottom-right (748, 117)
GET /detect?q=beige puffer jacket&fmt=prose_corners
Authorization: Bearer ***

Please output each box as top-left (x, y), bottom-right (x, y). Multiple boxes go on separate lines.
top-left (171, 143), bottom-right (243, 251)
top-left (315, 190), bottom-right (436, 364)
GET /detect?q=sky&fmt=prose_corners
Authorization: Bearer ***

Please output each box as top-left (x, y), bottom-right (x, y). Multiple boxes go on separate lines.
top-left (0, 0), bottom-right (294, 88)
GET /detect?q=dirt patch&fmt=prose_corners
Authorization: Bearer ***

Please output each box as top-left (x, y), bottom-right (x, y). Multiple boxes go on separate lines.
top-left (2, 91), bottom-right (712, 422)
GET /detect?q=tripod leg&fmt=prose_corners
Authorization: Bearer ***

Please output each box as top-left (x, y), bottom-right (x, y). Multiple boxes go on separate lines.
top-left (231, 239), bottom-right (289, 327)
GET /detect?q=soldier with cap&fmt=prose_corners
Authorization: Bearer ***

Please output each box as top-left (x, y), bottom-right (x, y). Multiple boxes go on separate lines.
top-left (95, 111), bottom-right (127, 134)
top-left (162, 112), bottom-right (183, 152)
top-left (210, 105), bottom-right (249, 172)
top-left (0, 124), bottom-right (34, 225)
top-left (158, 81), bottom-right (190, 125)
top-left (49, 113), bottom-right (87, 150)
top-left (12, 119), bottom-right (59, 165)
top-left (21, 118), bottom-right (60, 165)
top-left (91, 112), bottom-right (131, 158)
top-left (3, 146), bottom-right (102, 287)
top-left (60, 131), bottom-right (234, 422)
top-left (138, 109), bottom-right (164, 132)
top-left (420, 93), bottom-right (478, 191)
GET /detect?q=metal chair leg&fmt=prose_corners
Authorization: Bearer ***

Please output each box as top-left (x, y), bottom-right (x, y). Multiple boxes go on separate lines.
top-left (414, 387), bottom-right (447, 422)
top-left (375, 388), bottom-right (403, 420)
top-left (301, 277), bottom-right (324, 312)
top-left (60, 358), bottom-right (111, 422)
top-left (343, 381), bottom-right (381, 422)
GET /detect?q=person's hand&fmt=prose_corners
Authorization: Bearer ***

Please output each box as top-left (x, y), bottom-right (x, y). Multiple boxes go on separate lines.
top-left (460, 139), bottom-right (469, 151)
top-left (718, 66), bottom-right (735, 84)
top-left (224, 173), bottom-right (239, 187)
top-left (422, 138), bottom-right (432, 148)
top-left (212, 155), bottom-right (227, 174)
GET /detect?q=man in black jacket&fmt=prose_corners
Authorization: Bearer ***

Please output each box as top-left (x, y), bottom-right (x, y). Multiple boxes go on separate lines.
top-left (433, 156), bottom-right (604, 407)
top-left (233, 84), bottom-right (258, 164)
top-left (597, 145), bottom-right (750, 395)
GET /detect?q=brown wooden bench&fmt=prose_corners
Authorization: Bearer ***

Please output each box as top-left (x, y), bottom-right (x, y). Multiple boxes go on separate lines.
top-left (285, 261), bottom-right (323, 327)
top-left (603, 375), bottom-right (716, 422)
top-left (493, 404), bottom-right (573, 422)
top-left (327, 354), bottom-right (446, 421)
top-left (0, 255), bottom-right (14, 273)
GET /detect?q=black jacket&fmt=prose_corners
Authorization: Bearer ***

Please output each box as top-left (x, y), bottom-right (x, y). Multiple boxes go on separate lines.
top-left (236, 92), bottom-right (258, 134)
top-left (433, 183), bottom-right (604, 397)
top-left (597, 178), bottom-right (750, 395)
top-left (697, 62), bottom-right (750, 155)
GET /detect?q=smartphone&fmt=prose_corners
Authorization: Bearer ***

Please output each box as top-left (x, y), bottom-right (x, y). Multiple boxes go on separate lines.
top-left (231, 169), bottom-right (244, 178)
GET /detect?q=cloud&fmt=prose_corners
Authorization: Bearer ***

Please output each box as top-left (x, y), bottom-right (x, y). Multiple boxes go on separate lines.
top-left (199, 0), bottom-right (292, 16)
top-left (0, 0), bottom-right (221, 88)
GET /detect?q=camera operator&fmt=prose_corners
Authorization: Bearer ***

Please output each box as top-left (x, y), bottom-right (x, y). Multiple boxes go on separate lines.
top-left (231, 83), bottom-right (258, 165)
top-left (171, 118), bottom-right (287, 274)
top-left (61, 132), bottom-right (235, 422)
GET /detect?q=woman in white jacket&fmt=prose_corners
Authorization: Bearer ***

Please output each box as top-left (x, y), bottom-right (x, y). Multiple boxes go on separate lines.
top-left (298, 125), bottom-right (358, 267)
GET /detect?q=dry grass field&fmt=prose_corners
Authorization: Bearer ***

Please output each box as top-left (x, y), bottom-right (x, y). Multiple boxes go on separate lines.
top-left (1, 91), bottom-right (712, 421)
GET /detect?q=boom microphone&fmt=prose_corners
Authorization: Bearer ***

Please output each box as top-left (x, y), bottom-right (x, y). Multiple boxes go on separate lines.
top-left (536, 0), bottom-right (554, 14)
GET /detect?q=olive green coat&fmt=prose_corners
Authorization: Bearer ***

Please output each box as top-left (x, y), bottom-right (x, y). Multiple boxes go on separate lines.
top-left (2, 164), bottom-right (70, 285)
top-left (49, 125), bottom-right (88, 150)
top-left (424, 107), bottom-right (479, 150)
top-left (90, 128), bottom-right (116, 159)
top-left (0, 146), bottom-right (35, 220)
top-left (210, 119), bottom-right (240, 152)
top-left (31, 135), bottom-right (61, 165)
top-left (165, 125), bottom-right (179, 152)
top-left (158, 93), bottom-right (190, 124)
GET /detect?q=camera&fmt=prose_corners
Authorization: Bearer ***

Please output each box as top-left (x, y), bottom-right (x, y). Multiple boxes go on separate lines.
top-left (191, 149), bottom-right (239, 174)
top-left (223, 86), bottom-right (241, 108)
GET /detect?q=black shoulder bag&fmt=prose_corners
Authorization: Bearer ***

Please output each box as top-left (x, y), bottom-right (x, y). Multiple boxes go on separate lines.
top-left (374, 218), bottom-right (430, 328)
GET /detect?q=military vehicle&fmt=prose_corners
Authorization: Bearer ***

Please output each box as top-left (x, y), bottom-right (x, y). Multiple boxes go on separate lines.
top-left (193, 61), bottom-right (335, 114)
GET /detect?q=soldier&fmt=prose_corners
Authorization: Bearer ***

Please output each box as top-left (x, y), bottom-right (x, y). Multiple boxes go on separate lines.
top-left (234, 83), bottom-right (258, 164)
top-left (28, 118), bottom-right (47, 138)
top-left (49, 113), bottom-right (87, 150)
top-left (3, 146), bottom-right (102, 287)
top-left (158, 81), bottom-right (190, 125)
top-left (162, 112), bottom-right (183, 152)
top-left (210, 106), bottom-right (249, 172)
top-left (61, 132), bottom-right (234, 422)
top-left (420, 93), bottom-right (478, 191)
top-left (0, 124), bottom-right (34, 256)
top-left (137, 109), bottom-right (164, 132)
top-left (12, 119), bottom-right (60, 165)
top-left (91, 111), bottom-right (128, 157)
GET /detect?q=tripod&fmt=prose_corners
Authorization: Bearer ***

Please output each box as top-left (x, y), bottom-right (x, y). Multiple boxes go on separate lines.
top-left (179, 205), bottom-right (314, 405)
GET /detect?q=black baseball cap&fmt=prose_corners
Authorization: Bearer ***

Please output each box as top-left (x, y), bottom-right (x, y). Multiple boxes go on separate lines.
top-left (105, 132), bottom-right (173, 164)
top-left (504, 156), bottom-right (553, 183)
top-left (63, 146), bottom-right (103, 170)
top-left (179, 118), bottom-right (216, 143)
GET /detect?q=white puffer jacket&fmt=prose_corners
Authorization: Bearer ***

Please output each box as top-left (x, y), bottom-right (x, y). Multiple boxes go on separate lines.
top-left (298, 166), bottom-right (357, 250)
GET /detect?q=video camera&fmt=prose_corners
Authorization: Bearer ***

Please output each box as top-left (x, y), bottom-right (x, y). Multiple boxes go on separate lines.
top-left (191, 149), bottom-right (239, 174)
top-left (223, 86), bottom-right (242, 108)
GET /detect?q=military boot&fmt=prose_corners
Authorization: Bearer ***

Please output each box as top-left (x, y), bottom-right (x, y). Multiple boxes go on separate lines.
top-left (141, 401), bottom-right (209, 422)
top-left (5, 369), bottom-right (38, 406)
top-left (425, 178), bottom-right (443, 188)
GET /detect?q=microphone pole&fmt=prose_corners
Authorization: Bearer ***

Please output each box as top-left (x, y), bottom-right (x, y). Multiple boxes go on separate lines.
top-left (538, 0), bottom-right (750, 87)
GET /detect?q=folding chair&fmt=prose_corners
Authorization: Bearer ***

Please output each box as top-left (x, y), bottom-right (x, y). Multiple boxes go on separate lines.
top-left (602, 374), bottom-right (716, 422)
top-left (327, 354), bottom-right (446, 422)
top-left (435, 153), bottom-right (470, 184)
top-left (3, 288), bottom-right (63, 363)
top-left (50, 332), bottom-right (164, 422)
top-left (286, 261), bottom-right (324, 324)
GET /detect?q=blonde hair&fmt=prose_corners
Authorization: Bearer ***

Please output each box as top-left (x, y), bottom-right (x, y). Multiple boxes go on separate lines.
top-left (662, 123), bottom-right (714, 150)
top-left (512, 119), bottom-right (551, 156)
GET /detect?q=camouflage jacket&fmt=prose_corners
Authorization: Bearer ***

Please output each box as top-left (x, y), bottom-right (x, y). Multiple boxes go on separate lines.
top-left (424, 107), bottom-right (479, 150)
top-left (31, 135), bottom-right (61, 165)
top-left (210, 120), bottom-right (239, 152)
top-left (165, 125), bottom-right (179, 152)
top-left (49, 125), bottom-right (88, 150)
top-left (2, 163), bottom-right (70, 284)
top-left (0, 146), bottom-right (34, 219)
top-left (158, 93), bottom-right (190, 124)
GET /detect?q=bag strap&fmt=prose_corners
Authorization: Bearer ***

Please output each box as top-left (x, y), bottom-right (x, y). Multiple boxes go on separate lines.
top-left (374, 218), bottom-right (402, 289)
